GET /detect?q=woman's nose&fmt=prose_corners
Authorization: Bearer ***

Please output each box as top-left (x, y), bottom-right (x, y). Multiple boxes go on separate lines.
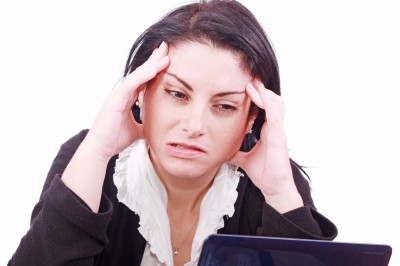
top-left (182, 105), bottom-right (207, 137)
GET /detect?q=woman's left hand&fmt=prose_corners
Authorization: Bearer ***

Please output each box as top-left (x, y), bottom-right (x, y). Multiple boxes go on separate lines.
top-left (229, 80), bottom-right (304, 213)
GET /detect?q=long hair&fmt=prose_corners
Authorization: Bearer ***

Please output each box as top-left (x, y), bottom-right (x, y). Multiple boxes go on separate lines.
top-left (125, 0), bottom-right (280, 153)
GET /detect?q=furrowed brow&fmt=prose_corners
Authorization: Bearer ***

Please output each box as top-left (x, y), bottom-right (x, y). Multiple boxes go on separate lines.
top-left (214, 91), bottom-right (245, 97)
top-left (165, 72), bottom-right (246, 97)
top-left (165, 72), bottom-right (193, 91)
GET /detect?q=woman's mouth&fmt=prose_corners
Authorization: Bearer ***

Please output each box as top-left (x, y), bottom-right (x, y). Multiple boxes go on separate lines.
top-left (166, 143), bottom-right (206, 158)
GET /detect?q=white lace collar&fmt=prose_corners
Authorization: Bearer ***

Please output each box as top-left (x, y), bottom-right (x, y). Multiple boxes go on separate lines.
top-left (113, 140), bottom-right (242, 266)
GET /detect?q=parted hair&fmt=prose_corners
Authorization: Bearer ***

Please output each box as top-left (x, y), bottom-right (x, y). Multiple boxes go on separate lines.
top-left (125, 0), bottom-right (280, 152)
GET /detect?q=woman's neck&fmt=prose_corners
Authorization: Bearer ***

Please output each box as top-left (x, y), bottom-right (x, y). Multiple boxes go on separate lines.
top-left (149, 151), bottom-right (219, 211)
top-left (166, 177), bottom-right (213, 212)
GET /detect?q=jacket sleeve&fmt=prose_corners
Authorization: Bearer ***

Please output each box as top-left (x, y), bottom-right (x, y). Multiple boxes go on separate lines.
top-left (8, 130), bottom-right (114, 266)
top-left (257, 161), bottom-right (338, 240)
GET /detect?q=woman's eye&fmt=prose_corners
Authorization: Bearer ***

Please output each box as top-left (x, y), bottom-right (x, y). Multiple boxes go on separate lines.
top-left (165, 89), bottom-right (188, 101)
top-left (173, 91), bottom-right (187, 99)
top-left (216, 104), bottom-right (238, 113)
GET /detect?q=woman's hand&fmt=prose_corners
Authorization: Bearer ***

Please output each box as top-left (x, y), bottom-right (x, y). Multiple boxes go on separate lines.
top-left (61, 42), bottom-right (170, 212)
top-left (229, 80), bottom-right (303, 213)
top-left (86, 42), bottom-right (170, 161)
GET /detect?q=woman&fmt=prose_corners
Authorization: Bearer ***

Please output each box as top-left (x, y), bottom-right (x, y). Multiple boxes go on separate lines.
top-left (9, 0), bottom-right (337, 265)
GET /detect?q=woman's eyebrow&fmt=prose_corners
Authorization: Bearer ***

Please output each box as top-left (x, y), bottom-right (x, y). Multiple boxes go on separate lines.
top-left (165, 72), bottom-right (193, 91)
top-left (214, 91), bottom-right (245, 97)
top-left (165, 72), bottom-right (245, 96)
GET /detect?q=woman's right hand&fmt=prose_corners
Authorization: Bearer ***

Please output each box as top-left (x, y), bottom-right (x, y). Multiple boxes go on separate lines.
top-left (61, 42), bottom-right (169, 212)
top-left (86, 42), bottom-right (170, 161)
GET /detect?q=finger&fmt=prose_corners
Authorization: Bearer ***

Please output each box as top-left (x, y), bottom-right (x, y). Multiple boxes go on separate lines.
top-left (119, 41), bottom-right (169, 88)
top-left (246, 82), bottom-right (263, 109)
top-left (144, 41), bottom-right (169, 66)
top-left (124, 55), bottom-right (169, 90)
top-left (258, 86), bottom-right (285, 124)
top-left (248, 79), bottom-right (285, 126)
top-left (117, 44), bottom-right (170, 101)
top-left (246, 79), bottom-right (281, 109)
top-left (258, 88), bottom-right (273, 108)
top-left (250, 79), bottom-right (284, 111)
top-left (124, 42), bottom-right (169, 86)
top-left (253, 79), bottom-right (281, 103)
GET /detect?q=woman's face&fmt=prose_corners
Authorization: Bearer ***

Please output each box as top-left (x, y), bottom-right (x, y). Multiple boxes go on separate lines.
top-left (142, 41), bottom-right (254, 182)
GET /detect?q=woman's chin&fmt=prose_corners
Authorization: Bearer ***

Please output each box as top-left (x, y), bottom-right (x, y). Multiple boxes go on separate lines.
top-left (161, 161), bottom-right (218, 182)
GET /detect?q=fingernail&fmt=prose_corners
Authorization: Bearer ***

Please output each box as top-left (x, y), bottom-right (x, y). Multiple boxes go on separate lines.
top-left (257, 80), bottom-right (265, 88)
top-left (247, 82), bottom-right (256, 91)
top-left (159, 41), bottom-right (167, 49)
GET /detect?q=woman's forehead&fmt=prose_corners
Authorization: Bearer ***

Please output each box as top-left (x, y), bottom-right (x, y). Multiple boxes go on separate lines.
top-left (165, 41), bottom-right (252, 91)
top-left (169, 40), bottom-right (245, 66)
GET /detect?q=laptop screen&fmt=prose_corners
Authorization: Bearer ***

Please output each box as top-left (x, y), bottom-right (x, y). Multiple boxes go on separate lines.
top-left (198, 234), bottom-right (392, 266)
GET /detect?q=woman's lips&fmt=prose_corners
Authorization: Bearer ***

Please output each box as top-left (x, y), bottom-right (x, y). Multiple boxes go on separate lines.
top-left (166, 143), bottom-right (206, 158)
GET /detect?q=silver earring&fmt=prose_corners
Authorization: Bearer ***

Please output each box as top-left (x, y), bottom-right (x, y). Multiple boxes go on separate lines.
top-left (248, 128), bottom-right (253, 134)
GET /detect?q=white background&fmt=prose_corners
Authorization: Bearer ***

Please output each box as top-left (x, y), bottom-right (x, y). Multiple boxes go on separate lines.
top-left (1, 0), bottom-right (399, 265)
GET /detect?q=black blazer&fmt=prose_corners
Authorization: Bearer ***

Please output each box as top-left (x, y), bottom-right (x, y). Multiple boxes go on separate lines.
top-left (9, 129), bottom-right (337, 266)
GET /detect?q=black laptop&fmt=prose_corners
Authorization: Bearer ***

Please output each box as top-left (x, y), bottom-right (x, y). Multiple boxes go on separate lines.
top-left (198, 234), bottom-right (392, 266)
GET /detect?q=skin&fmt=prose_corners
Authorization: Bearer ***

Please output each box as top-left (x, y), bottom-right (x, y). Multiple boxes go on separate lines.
top-left (141, 42), bottom-right (255, 192)
top-left (60, 41), bottom-right (303, 265)
top-left (140, 42), bottom-right (257, 264)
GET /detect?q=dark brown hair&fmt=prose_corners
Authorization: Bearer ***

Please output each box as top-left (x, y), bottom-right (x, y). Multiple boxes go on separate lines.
top-left (125, 0), bottom-right (280, 152)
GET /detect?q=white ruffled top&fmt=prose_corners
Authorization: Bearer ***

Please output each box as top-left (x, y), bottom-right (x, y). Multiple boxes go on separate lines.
top-left (113, 140), bottom-right (242, 266)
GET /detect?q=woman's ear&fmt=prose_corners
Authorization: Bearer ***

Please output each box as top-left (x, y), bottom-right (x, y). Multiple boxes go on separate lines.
top-left (246, 105), bottom-right (259, 133)
top-left (136, 87), bottom-right (147, 123)
top-left (137, 88), bottom-right (146, 108)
